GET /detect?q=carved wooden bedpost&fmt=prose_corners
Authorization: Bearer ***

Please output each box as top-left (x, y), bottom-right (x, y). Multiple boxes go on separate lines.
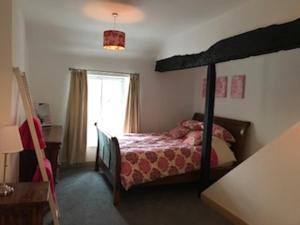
top-left (199, 64), bottom-right (216, 193)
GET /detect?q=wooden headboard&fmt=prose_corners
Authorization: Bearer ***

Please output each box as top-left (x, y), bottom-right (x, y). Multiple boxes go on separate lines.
top-left (192, 113), bottom-right (251, 163)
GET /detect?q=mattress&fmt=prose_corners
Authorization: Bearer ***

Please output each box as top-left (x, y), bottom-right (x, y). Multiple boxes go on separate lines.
top-left (119, 133), bottom-right (235, 190)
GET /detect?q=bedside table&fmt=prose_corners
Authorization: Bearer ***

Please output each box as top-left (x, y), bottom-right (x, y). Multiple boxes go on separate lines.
top-left (0, 182), bottom-right (49, 225)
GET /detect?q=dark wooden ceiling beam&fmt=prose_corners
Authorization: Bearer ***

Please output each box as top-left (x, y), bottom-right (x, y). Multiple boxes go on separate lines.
top-left (155, 18), bottom-right (300, 72)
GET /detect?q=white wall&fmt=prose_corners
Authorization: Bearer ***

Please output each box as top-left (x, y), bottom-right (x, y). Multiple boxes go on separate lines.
top-left (12, 0), bottom-right (28, 124)
top-left (0, 0), bottom-right (27, 182)
top-left (0, 0), bottom-right (13, 125)
top-left (12, 0), bottom-right (27, 73)
top-left (27, 45), bottom-right (198, 134)
top-left (159, 0), bottom-right (300, 157)
top-left (10, 0), bottom-right (28, 181)
top-left (0, 0), bottom-right (14, 181)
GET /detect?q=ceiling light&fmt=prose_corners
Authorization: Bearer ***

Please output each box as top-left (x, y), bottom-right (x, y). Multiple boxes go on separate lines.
top-left (103, 13), bottom-right (125, 51)
top-left (83, 1), bottom-right (144, 24)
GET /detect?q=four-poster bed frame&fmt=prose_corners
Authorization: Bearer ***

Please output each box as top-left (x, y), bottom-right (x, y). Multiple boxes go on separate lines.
top-left (155, 17), bottom-right (300, 193)
top-left (95, 113), bottom-right (250, 205)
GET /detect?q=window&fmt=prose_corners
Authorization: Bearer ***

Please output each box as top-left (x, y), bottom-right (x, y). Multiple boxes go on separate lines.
top-left (86, 72), bottom-right (130, 161)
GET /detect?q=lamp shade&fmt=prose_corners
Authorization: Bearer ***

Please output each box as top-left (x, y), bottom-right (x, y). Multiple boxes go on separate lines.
top-left (0, 126), bottom-right (23, 153)
top-left (103, 30), bottom-right (125, 51)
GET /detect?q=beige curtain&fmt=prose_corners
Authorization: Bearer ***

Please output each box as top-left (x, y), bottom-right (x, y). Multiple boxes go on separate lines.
top-left (63, 69), bottom-right (88, 164)
top-left (124, 73), bottom-right (140, 133)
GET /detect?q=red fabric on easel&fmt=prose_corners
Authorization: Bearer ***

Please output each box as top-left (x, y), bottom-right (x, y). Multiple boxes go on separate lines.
top-left (19, 117), bottom-right (46, 150)
top-left (33, 159), bottom-right (56, 201)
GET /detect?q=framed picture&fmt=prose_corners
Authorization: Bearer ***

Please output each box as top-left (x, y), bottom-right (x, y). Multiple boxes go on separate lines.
top-left (202, 76), bottom-right (227, 98)
top-left (216, 76), bottom-right (227, 98)
top-left (231, 75), bottom-right (246, 98)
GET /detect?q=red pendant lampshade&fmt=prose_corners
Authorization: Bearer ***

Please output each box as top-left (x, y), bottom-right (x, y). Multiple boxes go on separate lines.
top-left (103, 30), bottom-right (125, 50)
top-left (103, 13), bottom-right (125, 51)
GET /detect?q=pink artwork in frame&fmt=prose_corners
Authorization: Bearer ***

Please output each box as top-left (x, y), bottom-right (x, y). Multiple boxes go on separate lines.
top-left (202, 76), bottom-right (227, 98)
top-left (216, 76), bottom-right (227, 98)
top-left (231, 75), bottom-right (246, 98)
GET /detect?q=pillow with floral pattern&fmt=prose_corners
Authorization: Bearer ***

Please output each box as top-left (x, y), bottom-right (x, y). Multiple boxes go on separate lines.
top-left (169, 126), bottom-right (190, 139)
top-left (183, 130), bottom-right (203, 146)
top-left (200, 123), bottom-right (235, 143)
top-left (181, 120), bottom-right (202, 130)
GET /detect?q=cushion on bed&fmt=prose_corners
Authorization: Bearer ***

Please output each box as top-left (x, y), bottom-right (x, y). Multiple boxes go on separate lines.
top-left (183, 130), bottom-right (203, 146)
top-left (200, 123), bottom-right (236, 143)
top-left (169, 126), bottom-right (190, 139)
top-left (212, 137), bottom-right (236, 167)
top-left (181, 120), bottom-right (202, 130)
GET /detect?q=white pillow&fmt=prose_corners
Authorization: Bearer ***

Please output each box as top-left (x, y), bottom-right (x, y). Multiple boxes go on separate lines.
top-left (212, 137), bottom-right (237, 167)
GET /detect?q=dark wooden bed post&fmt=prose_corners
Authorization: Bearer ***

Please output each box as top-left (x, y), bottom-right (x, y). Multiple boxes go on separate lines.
top-left (94, 123), bottom-right (100, 171)
top-left (199, 64), bottom-right (216, 193)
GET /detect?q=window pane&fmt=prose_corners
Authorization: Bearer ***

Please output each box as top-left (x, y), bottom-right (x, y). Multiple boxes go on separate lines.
top-left (101, 77), bottom-right (129, 135)
top-left (86, 73), bottom-right (129, 161)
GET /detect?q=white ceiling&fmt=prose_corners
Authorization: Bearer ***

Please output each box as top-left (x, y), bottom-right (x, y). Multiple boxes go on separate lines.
top-left (22, 0), bottom-right (248, 59)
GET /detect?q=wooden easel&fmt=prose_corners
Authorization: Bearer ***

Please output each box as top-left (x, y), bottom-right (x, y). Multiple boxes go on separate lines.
top-left (13, 67), bottom-right (60, 225)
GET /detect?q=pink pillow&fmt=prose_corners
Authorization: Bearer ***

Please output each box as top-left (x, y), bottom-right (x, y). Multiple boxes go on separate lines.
top-left (200, 123), bottom-right (235, 143)
top-left (183, 130), bottom-right (203, 146)
top-left (181, 120), bottom-right (202, 130)
top-left (169, 126), bottom-right (189, 139)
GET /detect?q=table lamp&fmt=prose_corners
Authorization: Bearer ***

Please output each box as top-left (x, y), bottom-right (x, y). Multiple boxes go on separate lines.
top-left (0, 125), bottom-right (23, 196)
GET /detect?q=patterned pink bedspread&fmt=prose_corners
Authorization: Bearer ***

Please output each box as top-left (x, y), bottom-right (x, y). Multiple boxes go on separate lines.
top-left (119, 133), bottom-right (218, 190)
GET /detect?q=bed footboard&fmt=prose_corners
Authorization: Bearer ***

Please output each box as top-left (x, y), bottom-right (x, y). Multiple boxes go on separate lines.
top-left (94, 123), bottom-right (121, 205)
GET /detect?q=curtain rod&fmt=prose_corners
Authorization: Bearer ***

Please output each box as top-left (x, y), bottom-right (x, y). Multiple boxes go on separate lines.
top-left (68, 67), bottom-right (135, 76)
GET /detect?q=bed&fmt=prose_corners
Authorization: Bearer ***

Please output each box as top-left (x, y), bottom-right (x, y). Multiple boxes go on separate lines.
top-left (94, 113), bottom-right (251, 205)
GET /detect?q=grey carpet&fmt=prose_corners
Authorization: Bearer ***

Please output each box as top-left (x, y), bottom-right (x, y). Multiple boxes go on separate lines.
top-left (48, 166), bottom-right (233, 225)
